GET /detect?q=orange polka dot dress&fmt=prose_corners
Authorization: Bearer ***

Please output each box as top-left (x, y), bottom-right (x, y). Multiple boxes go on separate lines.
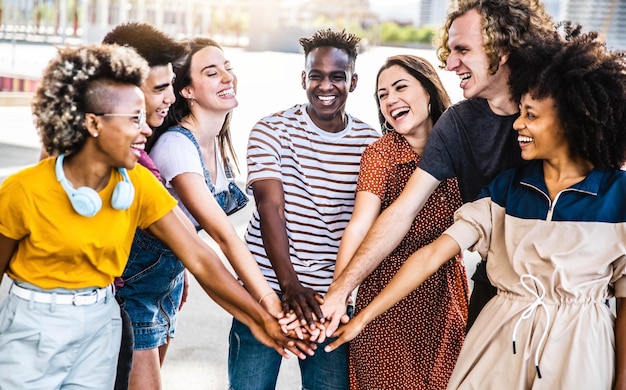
top-left (349, 132), bottom-right (468, 389)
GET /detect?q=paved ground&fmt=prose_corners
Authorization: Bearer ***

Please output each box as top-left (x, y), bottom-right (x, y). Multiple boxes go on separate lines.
top-left (0, 42), bottom-right (479, 389)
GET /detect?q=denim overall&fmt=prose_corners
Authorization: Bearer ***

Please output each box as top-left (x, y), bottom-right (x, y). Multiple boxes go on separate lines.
top-left (168, 126), bottom-right (249, 216)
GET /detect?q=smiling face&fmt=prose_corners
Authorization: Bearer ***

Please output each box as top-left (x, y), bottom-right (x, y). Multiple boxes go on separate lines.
top-left (513, 93), bottom-right (569, 162)
top-left (301, 46), bottom-right (357, 131)
top-left (377, 64), bottom-right (432, 138)
top-left (182, 45), bottom-right (238, 114)
top-left (446, 9), bottom-right (508, 101)
top-left (87, 84), bottom-right (152, 170)
top-left (141, 63), bottom-right (176, 128)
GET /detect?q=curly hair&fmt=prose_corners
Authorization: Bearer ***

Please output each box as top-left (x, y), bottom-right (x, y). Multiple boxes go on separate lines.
top-left (102, 22), bottom-right (185, 67)
top-left (436, 0), bottom-right (554, 74)
top-left (148, 37), bottom-right (240, 172)
top-left (32, 44), bottom-right (149, 156)
top-left (508, 22), bottom-right (626, 169)
top-left (299, 29), bottom-right (360, 71)
top-left (374, 55), bottom-right (451, 134)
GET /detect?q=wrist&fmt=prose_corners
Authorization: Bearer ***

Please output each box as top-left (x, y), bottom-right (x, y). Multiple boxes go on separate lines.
top-left (258, 290), bottom-right (275, 305)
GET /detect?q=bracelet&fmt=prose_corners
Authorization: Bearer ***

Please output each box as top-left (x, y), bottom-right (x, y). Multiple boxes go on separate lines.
top-left (258, 291), bottom-right (274, 305)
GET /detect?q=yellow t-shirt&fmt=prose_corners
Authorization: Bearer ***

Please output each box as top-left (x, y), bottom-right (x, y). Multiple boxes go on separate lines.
top-left (0, 158), bottom-right (177, 289)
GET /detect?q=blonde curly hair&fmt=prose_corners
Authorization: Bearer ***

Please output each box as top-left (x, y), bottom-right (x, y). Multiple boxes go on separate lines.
top-left (436, 0), bottom-right (554, 75)
top-left (32, 44), bottom-right (149, 156)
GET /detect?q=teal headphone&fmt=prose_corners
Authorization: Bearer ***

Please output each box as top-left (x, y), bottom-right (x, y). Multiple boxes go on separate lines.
top-left (55, 154), bottom-right (135, 217)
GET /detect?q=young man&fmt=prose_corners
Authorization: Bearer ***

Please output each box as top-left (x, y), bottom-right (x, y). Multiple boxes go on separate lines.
top-left (101, 23), bottom-right (188, 390)
top-left (322, 0), bottom-right (555, 336)
top-left (227, 29), bottom-right (379, 390)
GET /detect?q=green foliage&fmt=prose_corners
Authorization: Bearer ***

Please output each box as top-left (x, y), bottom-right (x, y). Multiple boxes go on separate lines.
top-left (379, 22), bottom-right (437, 46)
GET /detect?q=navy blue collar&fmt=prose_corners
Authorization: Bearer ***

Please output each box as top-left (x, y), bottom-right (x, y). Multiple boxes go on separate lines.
top-left (519, 160), bottom-right (603, 196)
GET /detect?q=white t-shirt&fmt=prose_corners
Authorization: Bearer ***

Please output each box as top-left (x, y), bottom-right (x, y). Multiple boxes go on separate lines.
top-left (150, 131), bottom-right (228, 227)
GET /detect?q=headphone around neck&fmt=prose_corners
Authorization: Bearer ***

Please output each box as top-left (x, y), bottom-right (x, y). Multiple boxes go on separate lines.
top-left (55, 154), bottom-right (135, 217)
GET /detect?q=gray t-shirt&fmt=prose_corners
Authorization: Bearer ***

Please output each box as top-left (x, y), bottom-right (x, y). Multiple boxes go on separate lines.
top-left (420, 98), bottom-right (524, 203)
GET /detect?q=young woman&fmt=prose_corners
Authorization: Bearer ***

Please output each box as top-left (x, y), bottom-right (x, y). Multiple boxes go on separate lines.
top-left (326, 25), bottom-right (626, 389)
top-left (332, 55), bottom-right (466, 388)
top-left (0, 44), bottom-right (295, 389)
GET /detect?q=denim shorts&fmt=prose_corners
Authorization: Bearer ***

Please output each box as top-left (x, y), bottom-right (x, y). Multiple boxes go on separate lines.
top-left (116, 228), bottom-right (185, 350)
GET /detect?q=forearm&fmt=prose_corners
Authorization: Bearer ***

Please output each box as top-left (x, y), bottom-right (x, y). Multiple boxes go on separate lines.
top-left (333, 191), bottom-right (381, 280)
top-left (334, 222), bottom-right (368, 280)
top-left (187, 241), bottom-right (273, 328)
top-left (356, 234), bottom-right (461, 326)
top-left (258, 205), bottom-right (300, 291)
top-left (210, 223), bottom-right (275, 302)
top-left (0, 234), bottom-right (18, 288)
top-left (327, 204), bottom-right (414, 301)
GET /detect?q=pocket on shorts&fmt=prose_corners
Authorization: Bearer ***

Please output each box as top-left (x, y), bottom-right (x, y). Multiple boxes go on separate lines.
top-left (0, 297), bottom-right (42, 361)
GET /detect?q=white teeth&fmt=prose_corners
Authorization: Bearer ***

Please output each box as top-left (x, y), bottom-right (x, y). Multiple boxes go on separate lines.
top-left (217, 88), bottom-right (234, 97)
top-left (390, 107), bottom-right (409, 119)
top-left (518, 135), bottom-right (534, 143)
top-left (131, 143), bottom-right (145, 150)
top-left (460, 73), bottom-right (471, 81)
top-left (318, 95), bottom-right (335, 101)
top-left (157, 108), bottom-right (168, 114)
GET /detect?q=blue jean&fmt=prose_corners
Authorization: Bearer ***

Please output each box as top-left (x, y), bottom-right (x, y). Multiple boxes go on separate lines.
top-left (117, 228), bottom-right (185, 350)
top-left (228, 317), bottom-right (349, 390)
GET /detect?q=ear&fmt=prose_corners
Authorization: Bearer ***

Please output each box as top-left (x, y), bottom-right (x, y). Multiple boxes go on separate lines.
top-left (499, 51), bottom-right (510, 66)
top-left (301, 70), bottom-right (307, 90)
top-left (349, 73), bottom-right (358, 93)
top-left (84, 113), bottom-right (100, 137)
top-left (180, 86), bottom-right (193, 100)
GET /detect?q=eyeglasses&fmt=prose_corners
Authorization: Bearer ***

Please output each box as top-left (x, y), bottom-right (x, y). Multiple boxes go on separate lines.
top-left (92, 108), bottom-right (146, 130)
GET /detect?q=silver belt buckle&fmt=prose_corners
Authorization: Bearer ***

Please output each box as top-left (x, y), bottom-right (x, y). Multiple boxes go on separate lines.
top-left (72, 290), bottom-right (97, 306)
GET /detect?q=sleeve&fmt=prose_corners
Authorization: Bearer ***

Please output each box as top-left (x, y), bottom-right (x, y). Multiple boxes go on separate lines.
top-left (0, 175), bottom-right (29, 240)
top-left (149, 132), bottom-right (204, 188)
top-left (246, 118), bottom-right (283, 192)
top-left (611, 227), bottom-right (626, 298)
top-left (131, 165), bottom-right (178, 229)
top-left (419, 108), bottom-right (459, 182)
top-left (356, 139), bottom-right (390, 201)
top-left (443, 197), bottom-right (492, 257)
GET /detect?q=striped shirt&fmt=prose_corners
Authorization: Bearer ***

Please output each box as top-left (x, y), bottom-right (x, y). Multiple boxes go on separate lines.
top-left (245, 104), bottom-right (380, 294)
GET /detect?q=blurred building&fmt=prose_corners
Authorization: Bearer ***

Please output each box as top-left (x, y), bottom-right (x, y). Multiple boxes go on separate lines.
top-left (0, 0), bottom-right (375, 50)
top-left (560, 0), bottom-right (625, 50)
top-left (0, 0), bottom-right (623, 49)
top-left (374, 0), bottom-right (624, 49)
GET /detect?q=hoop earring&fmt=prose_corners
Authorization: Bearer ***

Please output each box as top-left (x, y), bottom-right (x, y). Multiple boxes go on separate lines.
top-left (383, 120), bottom-right (394, 132)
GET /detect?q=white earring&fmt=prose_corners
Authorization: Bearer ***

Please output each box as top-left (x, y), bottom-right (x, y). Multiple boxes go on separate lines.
top-left (93, 132), bottom-right (99, 138)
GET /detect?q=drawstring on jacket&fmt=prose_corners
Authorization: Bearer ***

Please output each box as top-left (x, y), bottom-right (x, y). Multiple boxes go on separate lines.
top-left (511, 274), bottom-right (550, 379)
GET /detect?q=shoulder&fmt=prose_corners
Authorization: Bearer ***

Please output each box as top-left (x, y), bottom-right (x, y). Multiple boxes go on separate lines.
top-left (255, 104), bottom-right (304, 125)
top-left (2, 159), bottom-right (53, 190)
top-left (438, 99), bottom-right (485, 122)
top-left (151, 130), bottom-right (195, 154)
top-left (363, 132), bottom-right (408, 164)
top-left (127, 163), bottom-right (160, 185)
top-left (367, 132), bottom-right (401, 151)
top-left (347, 114), bottom-right (379, 134)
